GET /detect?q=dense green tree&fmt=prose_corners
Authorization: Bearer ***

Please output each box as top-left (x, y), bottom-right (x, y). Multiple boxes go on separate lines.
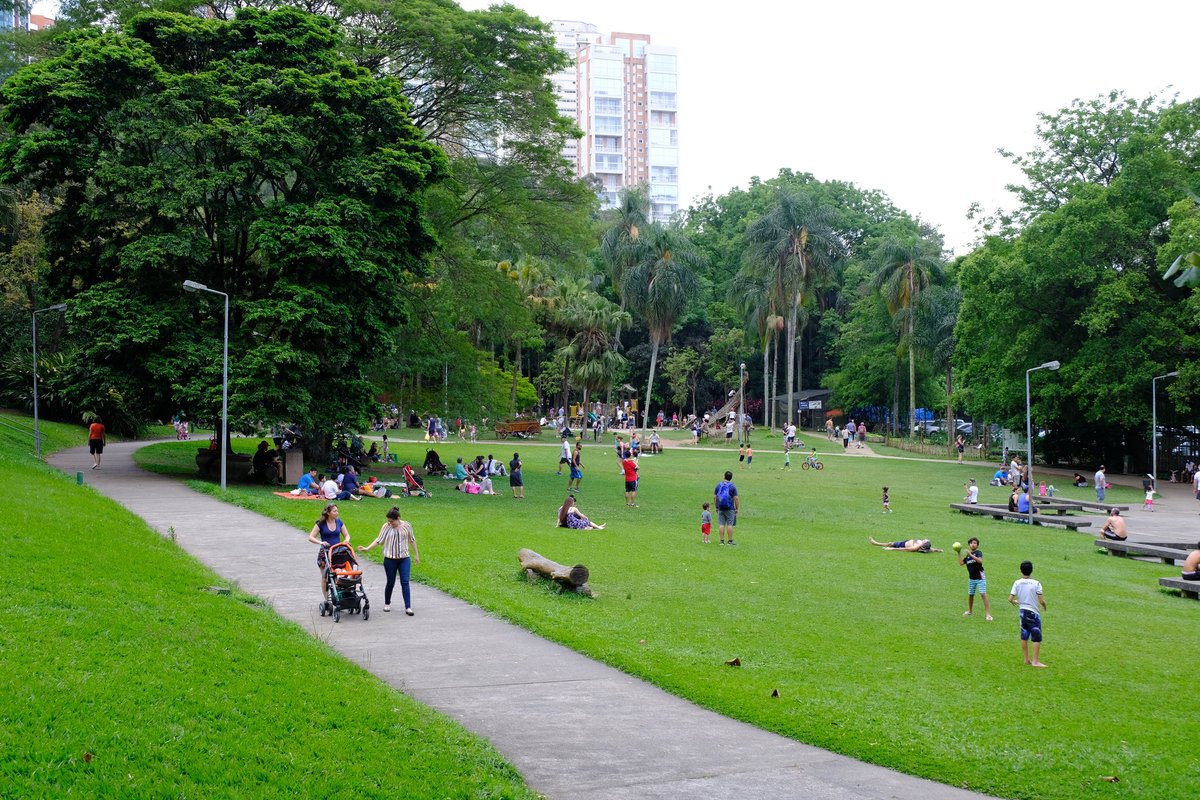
top-left (0, 8), bottom-right (445, 438)
top-left (661, 346), bottom-right (702, 417)
top-left (601, 186), bottom-right (650, 311)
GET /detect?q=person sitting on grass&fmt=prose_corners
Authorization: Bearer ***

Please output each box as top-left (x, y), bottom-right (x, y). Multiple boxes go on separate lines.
top-left (556, 496), bottom-right (606, 530)
top-left (1072, 472), bottom-right (1088, 487)
top-left (297, 468), bottom-right (321, 496)
top-left (1181, 550), bottom-right (1200, 581)
top-left (446, 457), bottom-right (468, 481)
top-left (1099, 508), bottom-right (1127, 540)
top-left (868, 537), bottom-right (943, 553)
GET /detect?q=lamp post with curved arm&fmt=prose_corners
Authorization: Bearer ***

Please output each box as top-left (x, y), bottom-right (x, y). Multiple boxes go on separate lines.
top-left (183, 280), bottom-right (229, 490)
top-left (1152, 370), bottom-right (1179, 489)
top-left (1026, 360), bottom-right (1060, 524)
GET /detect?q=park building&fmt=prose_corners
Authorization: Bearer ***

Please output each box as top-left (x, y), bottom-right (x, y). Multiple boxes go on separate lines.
top-left (549, 20), bottom-right (680, 223)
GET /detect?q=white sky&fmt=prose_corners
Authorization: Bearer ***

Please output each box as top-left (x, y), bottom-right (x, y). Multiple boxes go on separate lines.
top-left (31, 0), bottom-right (1200, 252)
top-left (462, 0), bottom-right (1200, 253)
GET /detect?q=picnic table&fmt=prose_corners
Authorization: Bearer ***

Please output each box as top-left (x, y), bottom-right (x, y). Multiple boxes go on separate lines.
top-left (948, 503), bottom-right (1093, 530)
top-left (1158, 576), bottom-right (1200, 600)
top-left (1094, 539), bottom-right (1195, 564)
top-left (494, 420), bottom-right (543, 439)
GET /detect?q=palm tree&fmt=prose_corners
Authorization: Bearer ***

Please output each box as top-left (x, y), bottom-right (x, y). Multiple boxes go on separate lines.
top-left (600, 186), bottom-right (650, 310)
top-left (871, 236), bottom-right (945, 436)
top-left (916, 284), bottom-right (961, 453)
top-left (742, 190), bottom-right (842, 425)
top-left (622, 223), bottom-right (702, 431)
top-left (729, 267), bottom-right (776, 427)
top-left (560, 294), bottom-right (631, 415)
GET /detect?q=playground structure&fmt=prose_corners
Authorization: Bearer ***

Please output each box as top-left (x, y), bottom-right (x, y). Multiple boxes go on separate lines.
top-left (704, 374), bottom-right (750, 441)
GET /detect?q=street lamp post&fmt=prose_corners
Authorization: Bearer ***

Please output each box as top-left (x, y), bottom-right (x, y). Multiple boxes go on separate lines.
top-left (738, 362), bottom-right (746, 445)
top-left (183, 280), bottom-right (229, 490)
top-left (31, 303), bottom-right (68, 457)
top-left (1152, 370), bottom-right (1179, 488)
top-left (1025, 360), bottom-right (1060, 524)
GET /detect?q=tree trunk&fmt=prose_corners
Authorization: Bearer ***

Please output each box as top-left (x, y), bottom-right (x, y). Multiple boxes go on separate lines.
top-left (518, 548), bottom-right (592, 596)
top-left (796, 321), bottom-right (805, 429)
top-left (762, 336), bottom-right (770, 428)
top-left (784, 306), bottom-right (797, 426)
top-left (771, 332), bottom-right (780, 431)
top-left (510, 340), bottom-right (521, 416)
top-left (643, 338), bottom-right (660, 432)
top-left (892, 360), bottom-right (900, 438)
top-left (945, 364), bottom-right (954, 457)
top-left (908, 333), bottom-right (917, 441)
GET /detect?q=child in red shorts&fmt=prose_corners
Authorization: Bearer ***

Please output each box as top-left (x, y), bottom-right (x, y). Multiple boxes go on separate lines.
top-left (700, 502), bottom-right (712, 543)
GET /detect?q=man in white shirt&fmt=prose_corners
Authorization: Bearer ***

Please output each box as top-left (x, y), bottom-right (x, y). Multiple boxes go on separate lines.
top-left (1095, 465), bottom-right (1107, 502)
top-left (320, 476), bottom-right (339, 500)
top-left (558, 438), bottom-right (571, 476)
top-left (786, 423), bottom-right (797, 449)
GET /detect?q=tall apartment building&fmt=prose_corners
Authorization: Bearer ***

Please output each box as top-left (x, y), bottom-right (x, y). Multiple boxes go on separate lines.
top-left (1, 1), bottom-right (29, 33)
top-left (550, 20), bottom-right (680, 223)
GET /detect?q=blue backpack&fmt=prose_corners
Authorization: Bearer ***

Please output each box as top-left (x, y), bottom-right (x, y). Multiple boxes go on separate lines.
top-left (716, 481), bottom-right (734, 510)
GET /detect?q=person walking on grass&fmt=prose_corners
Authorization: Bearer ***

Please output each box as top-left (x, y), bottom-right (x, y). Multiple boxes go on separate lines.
top-left (620, 452), bottom-right (639, 507)
top-left (959, 537), bottom-right (992, 620)
top-left (1008, 560), bottom-right (1047, 667)
top-left (714, 470), bottom-right (739, 545)
top-left (745, 445), bottom-right (753, 469)
top-left (1095, 464), bottom-right (1107, 503)
top-left (881, 486), bottom-right (892, 513)
top-left (509, 452), bottom-right (524, 499)
top-left (568, 442), bottom-right (584, 492)
top-left (359, 506), bottom-right (419, 615)
top-left (87, 415), bottom-right (106, 469)
top-left (558, 437), bottom-right (570, 476)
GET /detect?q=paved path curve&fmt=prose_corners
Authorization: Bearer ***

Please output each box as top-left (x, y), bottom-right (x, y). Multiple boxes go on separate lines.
top-left (51, 442), bottom-right (993, 800)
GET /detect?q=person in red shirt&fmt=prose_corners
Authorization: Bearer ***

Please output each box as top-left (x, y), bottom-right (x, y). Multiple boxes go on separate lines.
top-left (620, 454), bottom-right (639, 507)
top-left (88, 416), bottom-right (106, 469)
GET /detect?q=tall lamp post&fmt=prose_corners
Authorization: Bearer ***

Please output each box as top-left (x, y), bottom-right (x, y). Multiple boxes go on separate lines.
top-left (182, 280), bottom-right (229, 490)
top-left (1025, 360), bottom-right (1060, 524)
top-left (32, 303), bottom-right (68, 457)
top-left (1152, 370), bottom-right (1179, 488)
top-left (738, 362), bottom-right (746, 445)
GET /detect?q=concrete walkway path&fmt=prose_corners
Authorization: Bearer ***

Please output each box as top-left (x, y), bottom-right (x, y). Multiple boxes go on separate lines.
top-left (51, 442), bottom-right (992, 800)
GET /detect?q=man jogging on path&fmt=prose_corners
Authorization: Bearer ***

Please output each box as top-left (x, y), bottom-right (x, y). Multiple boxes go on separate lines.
top-left (714, 470), bottom-right (739, 545)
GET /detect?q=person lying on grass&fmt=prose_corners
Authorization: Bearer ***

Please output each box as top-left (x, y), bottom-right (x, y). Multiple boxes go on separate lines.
top-left (556, 496), bottom-right (606, 530)
top-left (868, 537), bottom-right (943, 553)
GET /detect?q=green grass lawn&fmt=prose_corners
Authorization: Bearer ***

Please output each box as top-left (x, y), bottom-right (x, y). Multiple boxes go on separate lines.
top-left (139, 435), bottom-right (1200, 800)
top-left (1, 418), bottom-right (536, 799)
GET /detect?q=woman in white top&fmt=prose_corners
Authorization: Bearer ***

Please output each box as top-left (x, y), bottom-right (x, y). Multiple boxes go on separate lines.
top-left (359, 507), bottom-right (420, 615)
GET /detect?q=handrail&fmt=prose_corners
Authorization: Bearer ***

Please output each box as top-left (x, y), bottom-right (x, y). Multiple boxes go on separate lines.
top-left (0, 415), bottom-right (35, 438)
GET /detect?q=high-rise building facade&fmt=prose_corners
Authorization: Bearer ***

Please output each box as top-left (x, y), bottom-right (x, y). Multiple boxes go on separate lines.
top-left (550, 21), bottom-right (679, 223)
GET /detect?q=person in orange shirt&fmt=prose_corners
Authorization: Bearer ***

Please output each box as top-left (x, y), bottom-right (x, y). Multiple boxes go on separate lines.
top-left (88, 416), bottom-right (106, 469)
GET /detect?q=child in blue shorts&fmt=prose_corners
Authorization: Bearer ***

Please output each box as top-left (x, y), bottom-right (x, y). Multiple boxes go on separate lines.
top-left (1008, 560), bottom-right (1047, 667)
top-left (959, 537), bottom-right (992, 620)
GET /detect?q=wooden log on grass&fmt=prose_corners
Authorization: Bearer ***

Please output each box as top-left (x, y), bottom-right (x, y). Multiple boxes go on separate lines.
top-left (518, 548), bottom-right (593, 597)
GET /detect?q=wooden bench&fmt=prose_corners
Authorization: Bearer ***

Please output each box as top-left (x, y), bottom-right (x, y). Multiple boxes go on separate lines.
top-left (949, 503), bottom-right (1092, 530)
top-left (1094, 539), bottom-right (1194, 564)
top-left (1158, 576), bottom-right (1200, 600)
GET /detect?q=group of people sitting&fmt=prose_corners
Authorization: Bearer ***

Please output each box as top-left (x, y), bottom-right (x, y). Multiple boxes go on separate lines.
top-left (292, 461), bottom-right (429, 500)
top-left (444, 455), bottom-right (507, 495)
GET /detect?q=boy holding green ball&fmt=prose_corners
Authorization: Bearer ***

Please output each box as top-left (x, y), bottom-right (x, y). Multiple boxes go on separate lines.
top-left (958, 537), bottom-right (992, 620)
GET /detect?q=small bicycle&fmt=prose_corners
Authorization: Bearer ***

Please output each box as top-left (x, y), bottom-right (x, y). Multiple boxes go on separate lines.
top-left (801, 455), bottom-right (824, 470)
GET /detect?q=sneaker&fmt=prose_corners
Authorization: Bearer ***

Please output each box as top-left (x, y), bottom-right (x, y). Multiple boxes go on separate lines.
top-left (963, 611), bottom-right (972, 617)
top-left (728, 540), bottom-right (736, 545)
top-left (384, 605), bottom-right (391, 612)
top-left (405, 609), bottom-right (414, 616)
top-left (985, 615), bottom-right (993, 621)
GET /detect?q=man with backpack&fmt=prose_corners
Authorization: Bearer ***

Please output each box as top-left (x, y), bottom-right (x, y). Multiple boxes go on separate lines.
top-left (714, 470), bottom-right (739, 545)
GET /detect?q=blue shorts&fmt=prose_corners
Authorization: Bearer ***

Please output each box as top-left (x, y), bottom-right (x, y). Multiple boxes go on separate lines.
top-left (569, 467), bottom-right (583, 480)
top-left (968, 578), bottom-right (987, 596)
top-left (1019, 609), bottom-right (1042, 642)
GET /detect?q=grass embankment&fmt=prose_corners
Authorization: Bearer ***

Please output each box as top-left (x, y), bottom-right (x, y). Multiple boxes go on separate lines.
top-left (140, 433), bottom-right (1200, 800)
top-left (1, 417), bottom-right (536, 799)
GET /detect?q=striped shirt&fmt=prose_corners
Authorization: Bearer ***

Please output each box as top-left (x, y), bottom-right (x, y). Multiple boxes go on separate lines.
top-left (371, 521), bottom-right (415, 559)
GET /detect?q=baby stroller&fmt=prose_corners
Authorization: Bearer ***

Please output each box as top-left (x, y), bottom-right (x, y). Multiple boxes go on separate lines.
top-left (403, 464), bottom-right (431, 497)
top-left (319, 542), bottom-right (370, 622)
top-left (423, 449), bottom-right (448, 476)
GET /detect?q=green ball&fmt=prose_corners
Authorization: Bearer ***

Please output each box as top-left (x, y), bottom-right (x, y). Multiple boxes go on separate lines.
top-left (952, 542), bottom-right (962, 552)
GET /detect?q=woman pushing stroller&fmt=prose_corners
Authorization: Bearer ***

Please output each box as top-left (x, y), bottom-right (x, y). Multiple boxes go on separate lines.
top-left (308, 504), bottom-right (350, 601)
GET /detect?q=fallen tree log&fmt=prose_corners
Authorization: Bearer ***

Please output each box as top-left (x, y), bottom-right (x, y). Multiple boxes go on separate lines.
top-left (518, 548), bottom-right (593, 597)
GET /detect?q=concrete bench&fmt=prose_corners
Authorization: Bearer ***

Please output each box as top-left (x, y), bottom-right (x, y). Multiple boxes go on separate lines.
top-left (949, 503), bottom-right (1092, 529)
top-left (1094, 539), bottom-right (1193, 564)
top-left (1158, 576), bottom-right (1200, 600)
top-left (1032, 499), bottom-right (1085, 515)
top-left (1043, 497), bottom-right (1129, 513)
top-left (196, 448), bottom-right (255, 481)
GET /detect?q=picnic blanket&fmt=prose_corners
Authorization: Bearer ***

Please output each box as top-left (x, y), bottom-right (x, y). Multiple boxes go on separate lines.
top-left (273, 492), bottom-right (323, 500)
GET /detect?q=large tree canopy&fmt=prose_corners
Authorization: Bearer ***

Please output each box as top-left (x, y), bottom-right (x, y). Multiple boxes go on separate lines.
top-left (0, 7), bottom-right (446, 434)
